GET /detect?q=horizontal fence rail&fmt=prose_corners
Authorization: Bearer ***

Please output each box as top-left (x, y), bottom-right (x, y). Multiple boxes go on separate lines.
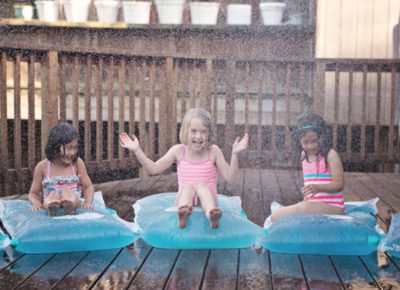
top-left (0, 48), bottom-right (399, 195)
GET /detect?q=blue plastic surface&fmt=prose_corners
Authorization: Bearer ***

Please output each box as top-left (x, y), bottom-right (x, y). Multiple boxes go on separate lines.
top-left (0, 192), bottom-right (138, 254)
top-left (379, 213), bottom-right (400, 258)
top-left (133, 192), bottom-right (263, 249)
top-left (263, 198), bottom-right (384, 255)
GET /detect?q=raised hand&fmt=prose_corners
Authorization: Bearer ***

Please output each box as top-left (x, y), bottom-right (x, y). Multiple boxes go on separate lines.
top-left (119, 132), bottom-right (140, 153)
top-left (232, 133), bottom-right (249, 155)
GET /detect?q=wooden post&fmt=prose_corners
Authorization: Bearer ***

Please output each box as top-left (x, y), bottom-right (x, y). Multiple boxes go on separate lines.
top-left (313, 61), bottom-right (325, 116)
top-left (224, 60), bottom-right (236, 159)
top-left (0, 51), bottom-right (9, 195)
top-left (41, 51), bottom-right (59, 159)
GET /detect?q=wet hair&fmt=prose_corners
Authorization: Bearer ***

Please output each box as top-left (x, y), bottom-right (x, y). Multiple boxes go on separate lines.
top-left (45, 122), bottom-right (80, 162)
top-left (293, 113), bottom-right (331, 171)
top-left (179, 108), bottom-right (213, 147)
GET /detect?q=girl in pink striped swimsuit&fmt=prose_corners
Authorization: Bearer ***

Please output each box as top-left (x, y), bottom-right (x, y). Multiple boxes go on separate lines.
top-left (270, 113), bottom-right (345, 222)
top-left (120, 108), bottom-right (248, 229)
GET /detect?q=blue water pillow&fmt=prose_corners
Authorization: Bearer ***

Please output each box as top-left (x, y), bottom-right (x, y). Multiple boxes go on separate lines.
top-left (0, 192), bottom-right (138, 254)
top-left (378, 213), bottom-right (400, 258)
top-left (133, 192), bottom-right (263, 249)
top-left (0, 228), bottom-right (10, 250)
top-left (263, 198), bottom-right (384, 255)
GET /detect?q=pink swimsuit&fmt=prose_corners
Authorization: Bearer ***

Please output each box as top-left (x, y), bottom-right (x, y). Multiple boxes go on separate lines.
top-left (302, 156), bottom-right (345, 211)
top-left (176, 145), bottom-right (218, 206)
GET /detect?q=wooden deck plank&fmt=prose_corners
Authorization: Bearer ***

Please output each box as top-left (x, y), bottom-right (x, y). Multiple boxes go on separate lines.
top-left (359, 253), bottom-right (400, 289)
top-left (0, 253), bottom-right (54, 288)
top-left (128, 248), bottom-right (179, 289)
top-left (260, 169), bottom-right (284, 217)
top-left (269, 252), bottom-right (307, 289)
top-left (366, 173), bottom-right (400, 199)
top-left (92, 245), bottom-right (152, 289)
top-left (202, 249), bottom-right (239, 289)
top-left (243, 169), bottom-right (265, 226)
top-left (0, 170), bottom-right (399, 289)
top-left (0, 248), bottom-right (24, 269)
top-left (300, 255), bottom-right (344, 289)
top-left (345, 172), bottom-right (393, 231)
top-left (330, 256), bottom-right (379, 289)
top-left (223, 168), bottom-right (244, 198)
top-left (238, 248), bottom-right (272, 290)
top-left (348, 172), bottom-right (400, 213)
top-left (164, 249), bottom-right (209, 290)
top-left (52, 249), bottom-right (121, 289)
top-left (17, 252), bottom-right (89, 289)
top-left (356, 173), bottom-right (400, 213)
top-left (272, 170), bottom-right (302, 207)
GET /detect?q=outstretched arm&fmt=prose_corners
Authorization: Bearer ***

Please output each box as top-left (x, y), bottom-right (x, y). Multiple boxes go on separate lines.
top-left (215, 133), bottom-right (249, 182)
top-left (119, 132), bottom-right (177, 175)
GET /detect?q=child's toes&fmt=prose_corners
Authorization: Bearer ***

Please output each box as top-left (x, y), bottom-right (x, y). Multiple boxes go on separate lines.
top-left (178, 205), bottom-right (192, 228)
top-left (209, 208), bottom-right (222, 229)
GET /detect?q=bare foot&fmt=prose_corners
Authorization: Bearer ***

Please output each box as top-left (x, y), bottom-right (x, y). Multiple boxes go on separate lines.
top-left (47, 201), bottom-right (60, 217)
top-left (178, 205), bottom-right (192, 228)
top-left (209, 208), bottom-right (222, 229)
top-left (62, 200), bottom-right (75, 215)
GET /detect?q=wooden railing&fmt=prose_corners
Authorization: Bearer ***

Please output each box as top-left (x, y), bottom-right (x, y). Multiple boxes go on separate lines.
top-left (0, 23), bottom-right (399, 196)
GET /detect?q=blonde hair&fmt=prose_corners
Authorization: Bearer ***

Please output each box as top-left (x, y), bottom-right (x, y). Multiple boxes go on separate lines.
top-left (179, 108), bottom-right (213, 147)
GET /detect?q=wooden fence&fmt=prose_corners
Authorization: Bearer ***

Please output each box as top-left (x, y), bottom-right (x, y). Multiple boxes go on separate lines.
top-left (1, 48), bottom-right (399, 195)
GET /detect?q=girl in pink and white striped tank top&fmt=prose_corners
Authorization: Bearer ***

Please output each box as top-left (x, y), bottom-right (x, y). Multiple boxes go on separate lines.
top-left (120, 108), bottom-right (249, 229)
top-left (177, 145), bottom-right (218, 206)
top-left (302, 157), bottom-right (345, 211)
top-left (270, 113), bottom-right (345, 222)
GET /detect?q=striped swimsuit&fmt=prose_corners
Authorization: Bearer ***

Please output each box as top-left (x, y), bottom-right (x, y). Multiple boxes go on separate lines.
top-left (177, 145), bottom-right (218, 206)
top-left (302, 155), bottom-right (345, 212)
top-left (42, 161), bottom-right (81, 199)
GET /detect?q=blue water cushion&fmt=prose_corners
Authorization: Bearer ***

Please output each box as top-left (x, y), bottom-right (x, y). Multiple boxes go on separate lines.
top-left (379, 213), bottom-right (400, 258)
top-left (133, 192), bottom-right (263, 249)
top-left (263, 198), bottom-right (384, 255)
top-left (0, 192), bottom-right (138, 254)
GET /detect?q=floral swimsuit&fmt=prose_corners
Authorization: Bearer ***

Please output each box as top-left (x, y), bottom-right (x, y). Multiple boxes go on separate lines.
top-left (41, 161), bottom-right (81, 199)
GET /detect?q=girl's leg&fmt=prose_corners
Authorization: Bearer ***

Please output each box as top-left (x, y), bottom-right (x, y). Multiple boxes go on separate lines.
top-left (270, 201), bottom-right (344, 222)
top-left (61, 188), bottom-right (80, 215)
top-left (176, 185), bottom-right (195, 228)
top-left (43, 191), bottom-right (62, 216)
top-left (196, 184), bottom-right (222, 229)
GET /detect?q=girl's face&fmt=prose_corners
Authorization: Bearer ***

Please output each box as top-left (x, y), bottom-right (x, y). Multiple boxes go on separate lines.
top-left (300, 131), bottom-right (322, 156)
top-left (59, 139), bottom-right (79, 165)
top-left (187, 117), bottom-right (208, 152)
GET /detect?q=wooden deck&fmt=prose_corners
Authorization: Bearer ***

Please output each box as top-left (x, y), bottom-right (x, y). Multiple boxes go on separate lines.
top-left (1, 169), bottom-right (400, 289)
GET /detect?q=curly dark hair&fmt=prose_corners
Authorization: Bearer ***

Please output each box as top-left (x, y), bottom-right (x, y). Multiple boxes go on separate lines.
top-left (45, 122), bottom-right (80, 162)
top-left (293, 113), bottom-right (332, 172)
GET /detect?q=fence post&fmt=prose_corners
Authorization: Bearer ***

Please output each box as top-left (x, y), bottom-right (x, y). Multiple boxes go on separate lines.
top-left (0, 51), bottom-right (9, 195)
top-left (41, 51), bottom-right (59, 158)
top-left (225, 60), bottom-right (236, 158)
top-left (313, 61), bottom-right (325, 116)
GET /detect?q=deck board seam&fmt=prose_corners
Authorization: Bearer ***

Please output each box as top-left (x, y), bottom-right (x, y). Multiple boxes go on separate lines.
top-left (198, 250), bottom-right (211, 290)
top-left (50, 251), bottom-right (91, 290)
top-left (88, 247), bottom-right (125, 290)
top-left (125, 246), bottom-right (154, 289)
top-left (13, 253), bottom-right (57, 289)
top-left (162, 249), bottom-right (182, 290)
top-left (297, 255), bottom-right (311, 290)
top-left (358, 256), bottom-right (382, 289)
top-left (327, 256), bottom-right (347, 289)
